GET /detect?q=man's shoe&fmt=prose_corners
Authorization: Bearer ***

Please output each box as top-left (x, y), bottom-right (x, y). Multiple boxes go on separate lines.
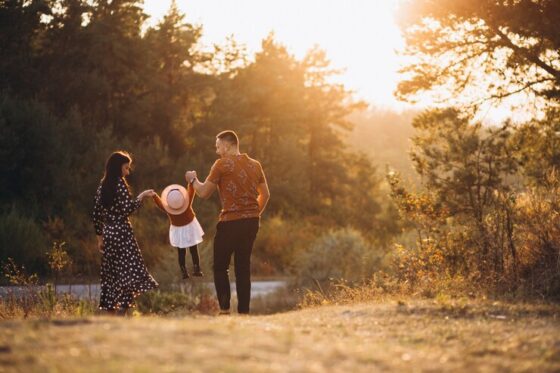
top-left (192, 264), bottom-right (204, 277)
top-left (218, 309), bottom-right (230, 315)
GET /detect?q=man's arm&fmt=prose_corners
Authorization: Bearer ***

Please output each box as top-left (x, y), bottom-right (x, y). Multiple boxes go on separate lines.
top-left (186, 171), bottom-right (217, 199)
top-left (192, 178), bottom-right (217, 199)
top-left (257, 181), bottom-right (270, 215)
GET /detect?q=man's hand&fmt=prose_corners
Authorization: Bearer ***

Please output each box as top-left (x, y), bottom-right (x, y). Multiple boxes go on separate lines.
top-left (185, 170), bottom-right (197, 184)
top-left (186, 170), bottom-right (217, 199)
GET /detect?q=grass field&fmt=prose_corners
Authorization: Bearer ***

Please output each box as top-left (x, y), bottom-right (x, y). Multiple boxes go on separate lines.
top-left (0, 299), bottom-right (559, 372)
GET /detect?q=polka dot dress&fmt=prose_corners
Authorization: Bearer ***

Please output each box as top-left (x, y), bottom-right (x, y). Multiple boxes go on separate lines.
top-left (92, 179), bottom-right (158, 310)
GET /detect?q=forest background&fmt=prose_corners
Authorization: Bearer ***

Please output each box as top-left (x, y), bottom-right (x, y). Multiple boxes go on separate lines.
top-left (1, 0), bottom-right (559, 300)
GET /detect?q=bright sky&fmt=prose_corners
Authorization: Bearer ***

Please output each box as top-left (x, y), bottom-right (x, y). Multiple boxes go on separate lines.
top-left (143, 0), bottom-right (406, 109)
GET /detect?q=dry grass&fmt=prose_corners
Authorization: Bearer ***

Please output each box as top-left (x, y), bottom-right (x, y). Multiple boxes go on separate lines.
top-left (0, 299), bottom-right (558, 372)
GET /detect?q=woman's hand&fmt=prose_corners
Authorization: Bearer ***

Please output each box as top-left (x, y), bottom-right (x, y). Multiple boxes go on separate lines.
top-left (137, 189), bottom-right (156, 200)
top-left (96, 235), bottom-right (104, 254)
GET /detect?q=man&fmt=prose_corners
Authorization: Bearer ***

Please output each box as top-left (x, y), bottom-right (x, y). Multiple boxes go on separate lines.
top-left (185, 130), bottom-right (270, 314)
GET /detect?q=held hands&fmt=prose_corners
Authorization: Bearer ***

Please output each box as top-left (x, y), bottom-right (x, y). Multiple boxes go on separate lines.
top-left (137, 189), bottom-right (156, 200)
top-left (185, 171), bottom-right (197, 184)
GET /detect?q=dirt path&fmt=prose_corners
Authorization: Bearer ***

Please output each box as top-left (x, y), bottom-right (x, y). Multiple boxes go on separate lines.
top-left (1, 300), bottom-right (559, 372)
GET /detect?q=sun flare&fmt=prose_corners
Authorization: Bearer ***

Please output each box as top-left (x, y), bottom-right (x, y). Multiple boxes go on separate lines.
top-left (143, 0), bottom-right (406, 108)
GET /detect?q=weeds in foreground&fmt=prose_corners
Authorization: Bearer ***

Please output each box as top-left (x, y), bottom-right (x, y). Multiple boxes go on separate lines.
top-left (0, 284), bottom-right (98, 319)
top-left (46, 241), bottom-right (72, 294)
top-left (297, 271), bottom-right (560, 312)
top-left (135, 284), bottom-right (220, 315)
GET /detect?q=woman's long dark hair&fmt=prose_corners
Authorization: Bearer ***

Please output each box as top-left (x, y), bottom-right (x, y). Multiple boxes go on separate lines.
top-left (100, 151), bottom-right (132, 208)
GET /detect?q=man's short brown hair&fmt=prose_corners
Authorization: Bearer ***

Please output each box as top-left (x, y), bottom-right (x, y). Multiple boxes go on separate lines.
top-left (216, 130), bottom-right (239, 146)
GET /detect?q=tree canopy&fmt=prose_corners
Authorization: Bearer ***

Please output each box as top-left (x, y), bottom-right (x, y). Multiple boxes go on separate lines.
top-left (397, 0), bottom-right (560, 111)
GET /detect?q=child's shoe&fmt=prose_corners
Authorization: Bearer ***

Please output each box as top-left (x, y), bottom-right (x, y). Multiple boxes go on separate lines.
top-left (192, 264), bottom-right (204, 277)
top-left (180, 266), bottom-right (190, 279)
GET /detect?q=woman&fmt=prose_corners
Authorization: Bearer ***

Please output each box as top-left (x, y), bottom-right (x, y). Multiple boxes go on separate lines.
top-left (92, 151), bottom-right (158, 314)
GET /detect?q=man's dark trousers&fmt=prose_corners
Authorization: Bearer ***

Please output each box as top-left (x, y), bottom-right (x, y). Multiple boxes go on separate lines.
top-left (213, 217), bottom-right (259, 314)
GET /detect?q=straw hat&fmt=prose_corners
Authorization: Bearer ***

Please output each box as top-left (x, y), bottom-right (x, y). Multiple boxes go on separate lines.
top-left (160, 184), bottom-right (189, 215)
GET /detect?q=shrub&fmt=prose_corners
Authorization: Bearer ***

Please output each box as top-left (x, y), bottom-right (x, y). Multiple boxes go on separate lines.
top-left (513, 173), bottom-right (560, 299)
top-left (0, 210), bottom-right (47, 275)
top-left (252, 215), bottom-right (321, 275)
top-left (294, 228), bottom-right (381, 288)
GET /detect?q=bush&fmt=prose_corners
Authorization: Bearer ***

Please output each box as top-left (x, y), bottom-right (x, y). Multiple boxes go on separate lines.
top-left (294, 228), bottom-right (381, 288)
top-left (252, 215), bottom-right (321, 275)
top-left (514, 174), bottom-right (560, 299)
top-left (0, 210), bottom-right (47, 275)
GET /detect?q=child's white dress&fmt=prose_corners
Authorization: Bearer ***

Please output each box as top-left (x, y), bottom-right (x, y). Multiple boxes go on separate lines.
top-left (169, 217), bottom-right (204, 248)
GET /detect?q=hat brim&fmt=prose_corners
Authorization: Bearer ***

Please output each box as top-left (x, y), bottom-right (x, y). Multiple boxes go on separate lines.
top-left (160, 184), bottom-right (189, 215)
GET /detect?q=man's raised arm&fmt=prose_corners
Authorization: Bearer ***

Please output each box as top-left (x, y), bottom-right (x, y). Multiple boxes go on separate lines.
top-left (185, 171), bottom-right (217, 199)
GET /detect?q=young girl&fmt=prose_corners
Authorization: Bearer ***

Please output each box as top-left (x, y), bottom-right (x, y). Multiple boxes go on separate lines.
top-left (153, 183), bottom-right (204, 279)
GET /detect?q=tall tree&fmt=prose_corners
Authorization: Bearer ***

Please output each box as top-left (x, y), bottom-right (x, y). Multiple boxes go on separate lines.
top-left (0, 0), bottom-right (52, 97)
top-left (512, 109), bottom-right (560, 184)
top-left (396, 0), bottom-right (560, 110)
top-left (408, 108), bottom-right (519, 271)
top-left (143, 0), bottom-right (210, 155)
top-left (302, 46), bottom-right (366, 204)
top-left (37, 0), bottom-right (94, 115)
top-left (67, 0), bottom-right (148, 134)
